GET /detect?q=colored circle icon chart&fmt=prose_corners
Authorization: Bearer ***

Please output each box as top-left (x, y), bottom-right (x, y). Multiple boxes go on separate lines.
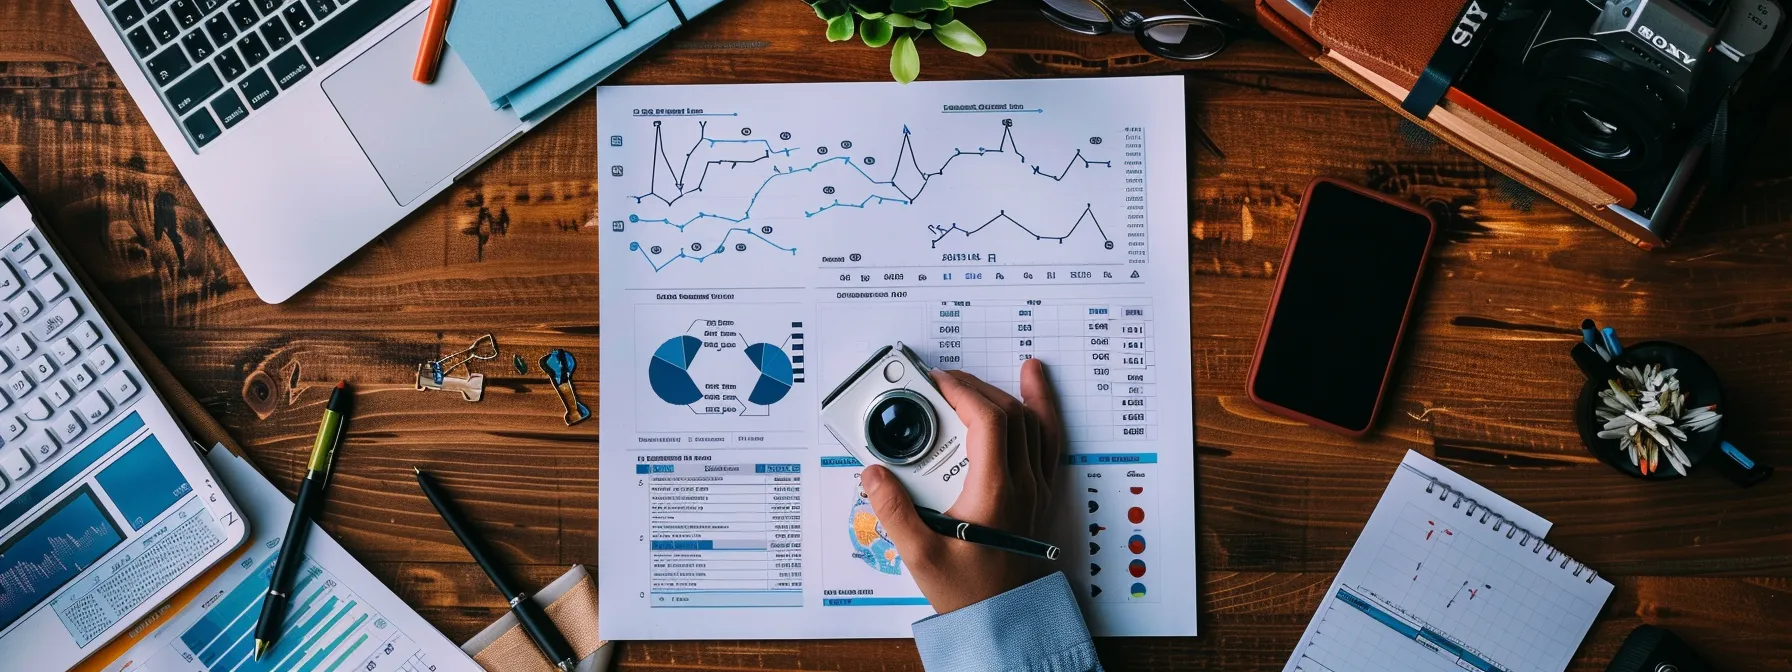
top-left (643, 315), bottom-right (805, 421)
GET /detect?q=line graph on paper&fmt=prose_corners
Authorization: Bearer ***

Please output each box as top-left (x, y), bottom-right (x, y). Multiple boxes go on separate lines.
top-left (1293, 503), bottom-right (1600, 672)
top-left (602, 107), bottom-right (1149, 284)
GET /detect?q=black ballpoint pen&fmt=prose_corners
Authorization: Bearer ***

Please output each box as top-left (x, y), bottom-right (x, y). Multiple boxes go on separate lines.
top-left (415, 467), bottom-right (579, 671)
top-left (916, 507), bottom-right (1061, 560)
top-left (254, 381), bottom-right (351, 660)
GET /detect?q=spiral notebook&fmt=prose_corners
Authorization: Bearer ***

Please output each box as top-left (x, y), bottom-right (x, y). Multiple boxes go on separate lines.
top-left (1285, 451), bottom-right (1614, 672)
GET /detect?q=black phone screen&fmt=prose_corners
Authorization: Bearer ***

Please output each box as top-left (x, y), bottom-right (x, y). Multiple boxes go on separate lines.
top-left (1251, 181), bottom-right (1434, 432)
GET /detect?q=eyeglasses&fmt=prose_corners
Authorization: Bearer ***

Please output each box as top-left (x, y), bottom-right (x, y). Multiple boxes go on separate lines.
top-left (1037, 0), bottom-right (1242, 61)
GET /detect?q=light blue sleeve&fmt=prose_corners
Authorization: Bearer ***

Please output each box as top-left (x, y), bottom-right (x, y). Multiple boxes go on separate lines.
top-left (911, 572), bottom-right (1103, 672)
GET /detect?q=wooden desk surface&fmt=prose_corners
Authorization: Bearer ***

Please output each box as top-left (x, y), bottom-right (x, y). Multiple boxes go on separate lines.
top-left (4, 0), bottom-right (1790, 669)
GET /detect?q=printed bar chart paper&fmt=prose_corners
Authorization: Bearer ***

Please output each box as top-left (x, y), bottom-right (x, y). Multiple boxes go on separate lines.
top-left (597, 77), bottom-right (1195, 639)
top-left (101, 449), bottom-right (482, 672)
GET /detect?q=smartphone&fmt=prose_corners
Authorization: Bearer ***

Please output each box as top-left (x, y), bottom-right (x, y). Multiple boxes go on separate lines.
top-left (1247, 178), bottom-right (1437, 436)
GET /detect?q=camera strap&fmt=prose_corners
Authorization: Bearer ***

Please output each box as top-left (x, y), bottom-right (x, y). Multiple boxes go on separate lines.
top-left (1401, 0), bottom-right (1509, 119)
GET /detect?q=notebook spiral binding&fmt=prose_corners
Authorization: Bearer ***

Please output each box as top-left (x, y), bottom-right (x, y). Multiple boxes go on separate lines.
top-left (1423, 477), bottom-right (1598, 584)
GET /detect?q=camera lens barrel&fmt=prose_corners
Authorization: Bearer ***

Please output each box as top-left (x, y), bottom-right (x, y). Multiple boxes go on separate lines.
top-left (863, 389), bottom-right (939, 465)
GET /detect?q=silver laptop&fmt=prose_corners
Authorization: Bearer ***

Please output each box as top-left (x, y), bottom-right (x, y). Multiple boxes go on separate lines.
top-left (0, 169), bottom-right (248, 668)
top-left (70, 0), bottom-right (538, 303)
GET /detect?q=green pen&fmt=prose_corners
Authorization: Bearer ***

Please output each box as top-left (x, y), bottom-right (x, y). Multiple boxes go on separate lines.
top-left (254, 381), bottom-right (352, 660)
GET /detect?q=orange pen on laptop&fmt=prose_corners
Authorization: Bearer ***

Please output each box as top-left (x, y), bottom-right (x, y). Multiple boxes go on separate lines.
top-left (412, 0), bottom-right (457, 83)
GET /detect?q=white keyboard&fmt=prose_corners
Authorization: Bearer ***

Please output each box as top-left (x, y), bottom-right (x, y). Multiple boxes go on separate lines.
top-left (0, 232), bottom-right (144, 497)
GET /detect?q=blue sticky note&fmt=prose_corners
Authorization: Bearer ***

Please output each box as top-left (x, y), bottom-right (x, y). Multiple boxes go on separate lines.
top-left (446, 0), bottom-right (625, 105)
top-left (506, 0), bottom-right (729, 119)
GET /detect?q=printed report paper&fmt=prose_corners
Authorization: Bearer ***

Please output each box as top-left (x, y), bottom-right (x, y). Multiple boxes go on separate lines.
top-left (103, 447), bottom-right (482, 672)
top-left (596, 77), bottom-right (1194, 638)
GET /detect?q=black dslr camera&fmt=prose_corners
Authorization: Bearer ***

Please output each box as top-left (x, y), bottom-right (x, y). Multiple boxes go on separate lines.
top-left (1462, 0), bottom-right (1783, 213)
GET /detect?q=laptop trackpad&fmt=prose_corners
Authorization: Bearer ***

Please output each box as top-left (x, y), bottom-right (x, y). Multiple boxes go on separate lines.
top-left (322, 13), bottom-right (521, 206)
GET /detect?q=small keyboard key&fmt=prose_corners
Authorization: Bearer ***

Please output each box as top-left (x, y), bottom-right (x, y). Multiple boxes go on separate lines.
top-left (2, 334), bottom-right (30, 360)
top-left (260, 17), bottom-right (292, 51)
top-left (146, 46), bottom-right (192, 86)
top-left (198, 0), bottom-right (224, 10)
top-left (3, 372), bottom-right (30, 398)
top-left (268, 48), bottom-right (310, 89)
top-left (128, 26), bottom-right (159, 57)
top-left (254, 0), bottom-right (280, 13)
top-left (18, 255), bottom-right (47, 278)
top-left (52, 412), bottom-right (83, 442)
top-left (205, 12), bottom-right (237, 45)
top-left (0, 262), bottom-right (20, 299)
top-left (4, 238), bottom-right (32, 261)
top-left (185, 110), bottom-right (222, 148)
top-left (0, 315), bottom-right (12, 339)
top-left (148, 10), bottom-right (180, 43)
top-left (167, 64), bottom-right (223, 116)
top-left (23, 398), bottom-right (51, 422)
top-left (214, 46), bottom-right (246, 80)
top-left (0, 446), bottom-right (28, 478)
top-left (78, 393), bottom-right (111, 425)
top-left (283, 4), bottom-right (314, 33)
top-left (213, 88), bottom-right (249, 128)
top-left (89, 346), bottom-right (118, 373)
top-left (238, 32), bottom-right (269, 65)
top-left (306, 0), bottom-right (336, 20)
top-left (172, 0), bottom-right (202, 28)
top-left (113, 0), bottom-right (146, 28)
top-left (37, 274), bottom-right (66, 300)
top-left (227, 0), bottom-right (258, 30)
top-left (9, 293), bottom-right (38, 322)
top-left (34, 299), bottom-right (79, 341)
top-left (72, 322), bottom-right (101, 349)
top-left (46, 380), bottom-right (73, 406)
top-left (142, 0), bottom-right (171, 11)
top-left (239, 68), bottom-right (277, 108)
top-left (25, 355), bottom-right (54, 383)
top-left (302, 0), bottom-right (407, 66)
top-left (69, 364), bottom-right (95, 390)
top-left (182, 29), bottom-right (214, 61)
top-left (18, 430), bottom-right (57, 461)
top-left (104, 371), bottom-right (140, 402)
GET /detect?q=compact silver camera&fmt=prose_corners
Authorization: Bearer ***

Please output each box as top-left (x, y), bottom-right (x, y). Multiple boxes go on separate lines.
top-left (820, 343), bottom-right (970, 511)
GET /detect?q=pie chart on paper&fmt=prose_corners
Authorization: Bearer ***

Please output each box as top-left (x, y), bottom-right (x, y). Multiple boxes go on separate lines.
top-left (649, 335), bottom-right (704, 405)
top-left (744, 342), bottom-right (795, 406)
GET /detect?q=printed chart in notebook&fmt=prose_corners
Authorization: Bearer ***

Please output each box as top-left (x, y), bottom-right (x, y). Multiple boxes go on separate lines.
top-left (1286, 452), bottom-right (1613, 672)
top-left (597, 77), bottom-right (1194, 639)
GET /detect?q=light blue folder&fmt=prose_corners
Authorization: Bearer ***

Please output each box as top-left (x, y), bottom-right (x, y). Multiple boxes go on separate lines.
top-left (446, 0), bottom-right (727, 120)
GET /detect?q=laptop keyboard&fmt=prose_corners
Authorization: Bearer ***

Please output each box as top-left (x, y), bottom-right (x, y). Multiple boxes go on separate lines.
top-left (102, 0), bottom-right (410, 151)
top-left (0, 232), bottom-right (145, 502)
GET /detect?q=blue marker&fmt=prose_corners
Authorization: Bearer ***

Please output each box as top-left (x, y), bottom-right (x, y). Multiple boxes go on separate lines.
top-left (1601, 327), bottom-right (1623, 357)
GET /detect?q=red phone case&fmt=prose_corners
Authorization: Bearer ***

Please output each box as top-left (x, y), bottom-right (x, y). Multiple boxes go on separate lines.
top-left (1245, 178), bottom-right (1438, 437)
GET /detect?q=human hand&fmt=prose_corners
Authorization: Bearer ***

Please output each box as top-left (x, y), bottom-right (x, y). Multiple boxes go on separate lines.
top-left (861, 359), bottom-right (1064, 614)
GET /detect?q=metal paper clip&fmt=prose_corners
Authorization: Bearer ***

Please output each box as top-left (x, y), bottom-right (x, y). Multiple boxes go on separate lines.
top-left (540, 349), bottom-right (590, 425)
top-left (416, 335), bottom-right (498, 402)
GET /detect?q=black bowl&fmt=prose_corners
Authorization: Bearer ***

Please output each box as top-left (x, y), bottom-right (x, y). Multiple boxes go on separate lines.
top-left (1575, 341), bottom-right (1724, 480)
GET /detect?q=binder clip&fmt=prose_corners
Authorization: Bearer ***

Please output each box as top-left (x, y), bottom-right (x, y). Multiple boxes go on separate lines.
top-left (540, 349), bottom-right (591, 425)
top-left (416, 335), bottom-right (498, 402)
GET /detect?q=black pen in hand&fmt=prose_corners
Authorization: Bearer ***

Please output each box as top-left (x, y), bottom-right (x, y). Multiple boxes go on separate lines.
top-left (254, 381), bottom-right (351, 660)
top-left (916, 507), bottom-right (1060, 560)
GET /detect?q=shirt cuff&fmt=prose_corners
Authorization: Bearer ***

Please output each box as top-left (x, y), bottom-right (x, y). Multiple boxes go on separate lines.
top-left (912, 572), bottom-right (1102, 672)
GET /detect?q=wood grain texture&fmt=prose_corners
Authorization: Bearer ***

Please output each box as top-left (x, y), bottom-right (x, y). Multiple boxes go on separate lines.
top-left (3, 0), bottom-right (1790, 669)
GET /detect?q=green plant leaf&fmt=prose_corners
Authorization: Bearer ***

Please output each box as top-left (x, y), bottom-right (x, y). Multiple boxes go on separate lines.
top-left (883, 13), bottom-right (916, 26)
top-left (826, 13), bottom-right (855, 41)
top-left (854, 8), bottom-right (886, 18)
top-left (890, 0), bottom-right (947, 13)
top-left (861, 18), bottom-right (894, 47)
top-left (891, 33), bottom-right (920, 84)
top-left (945, 0), bottom-right (994, 7)
top-left (931, 20), bottom-right (985, 56)
top-left (929, 7), bottom-right (955, 25)
top-left (813, 0), bottom-right (848, 19)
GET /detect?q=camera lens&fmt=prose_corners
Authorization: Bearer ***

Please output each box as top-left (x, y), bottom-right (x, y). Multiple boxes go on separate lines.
top-left (864, 390), bottom-right (937, 465)
top-left (1548, 102), bottom-right (1638, 162)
